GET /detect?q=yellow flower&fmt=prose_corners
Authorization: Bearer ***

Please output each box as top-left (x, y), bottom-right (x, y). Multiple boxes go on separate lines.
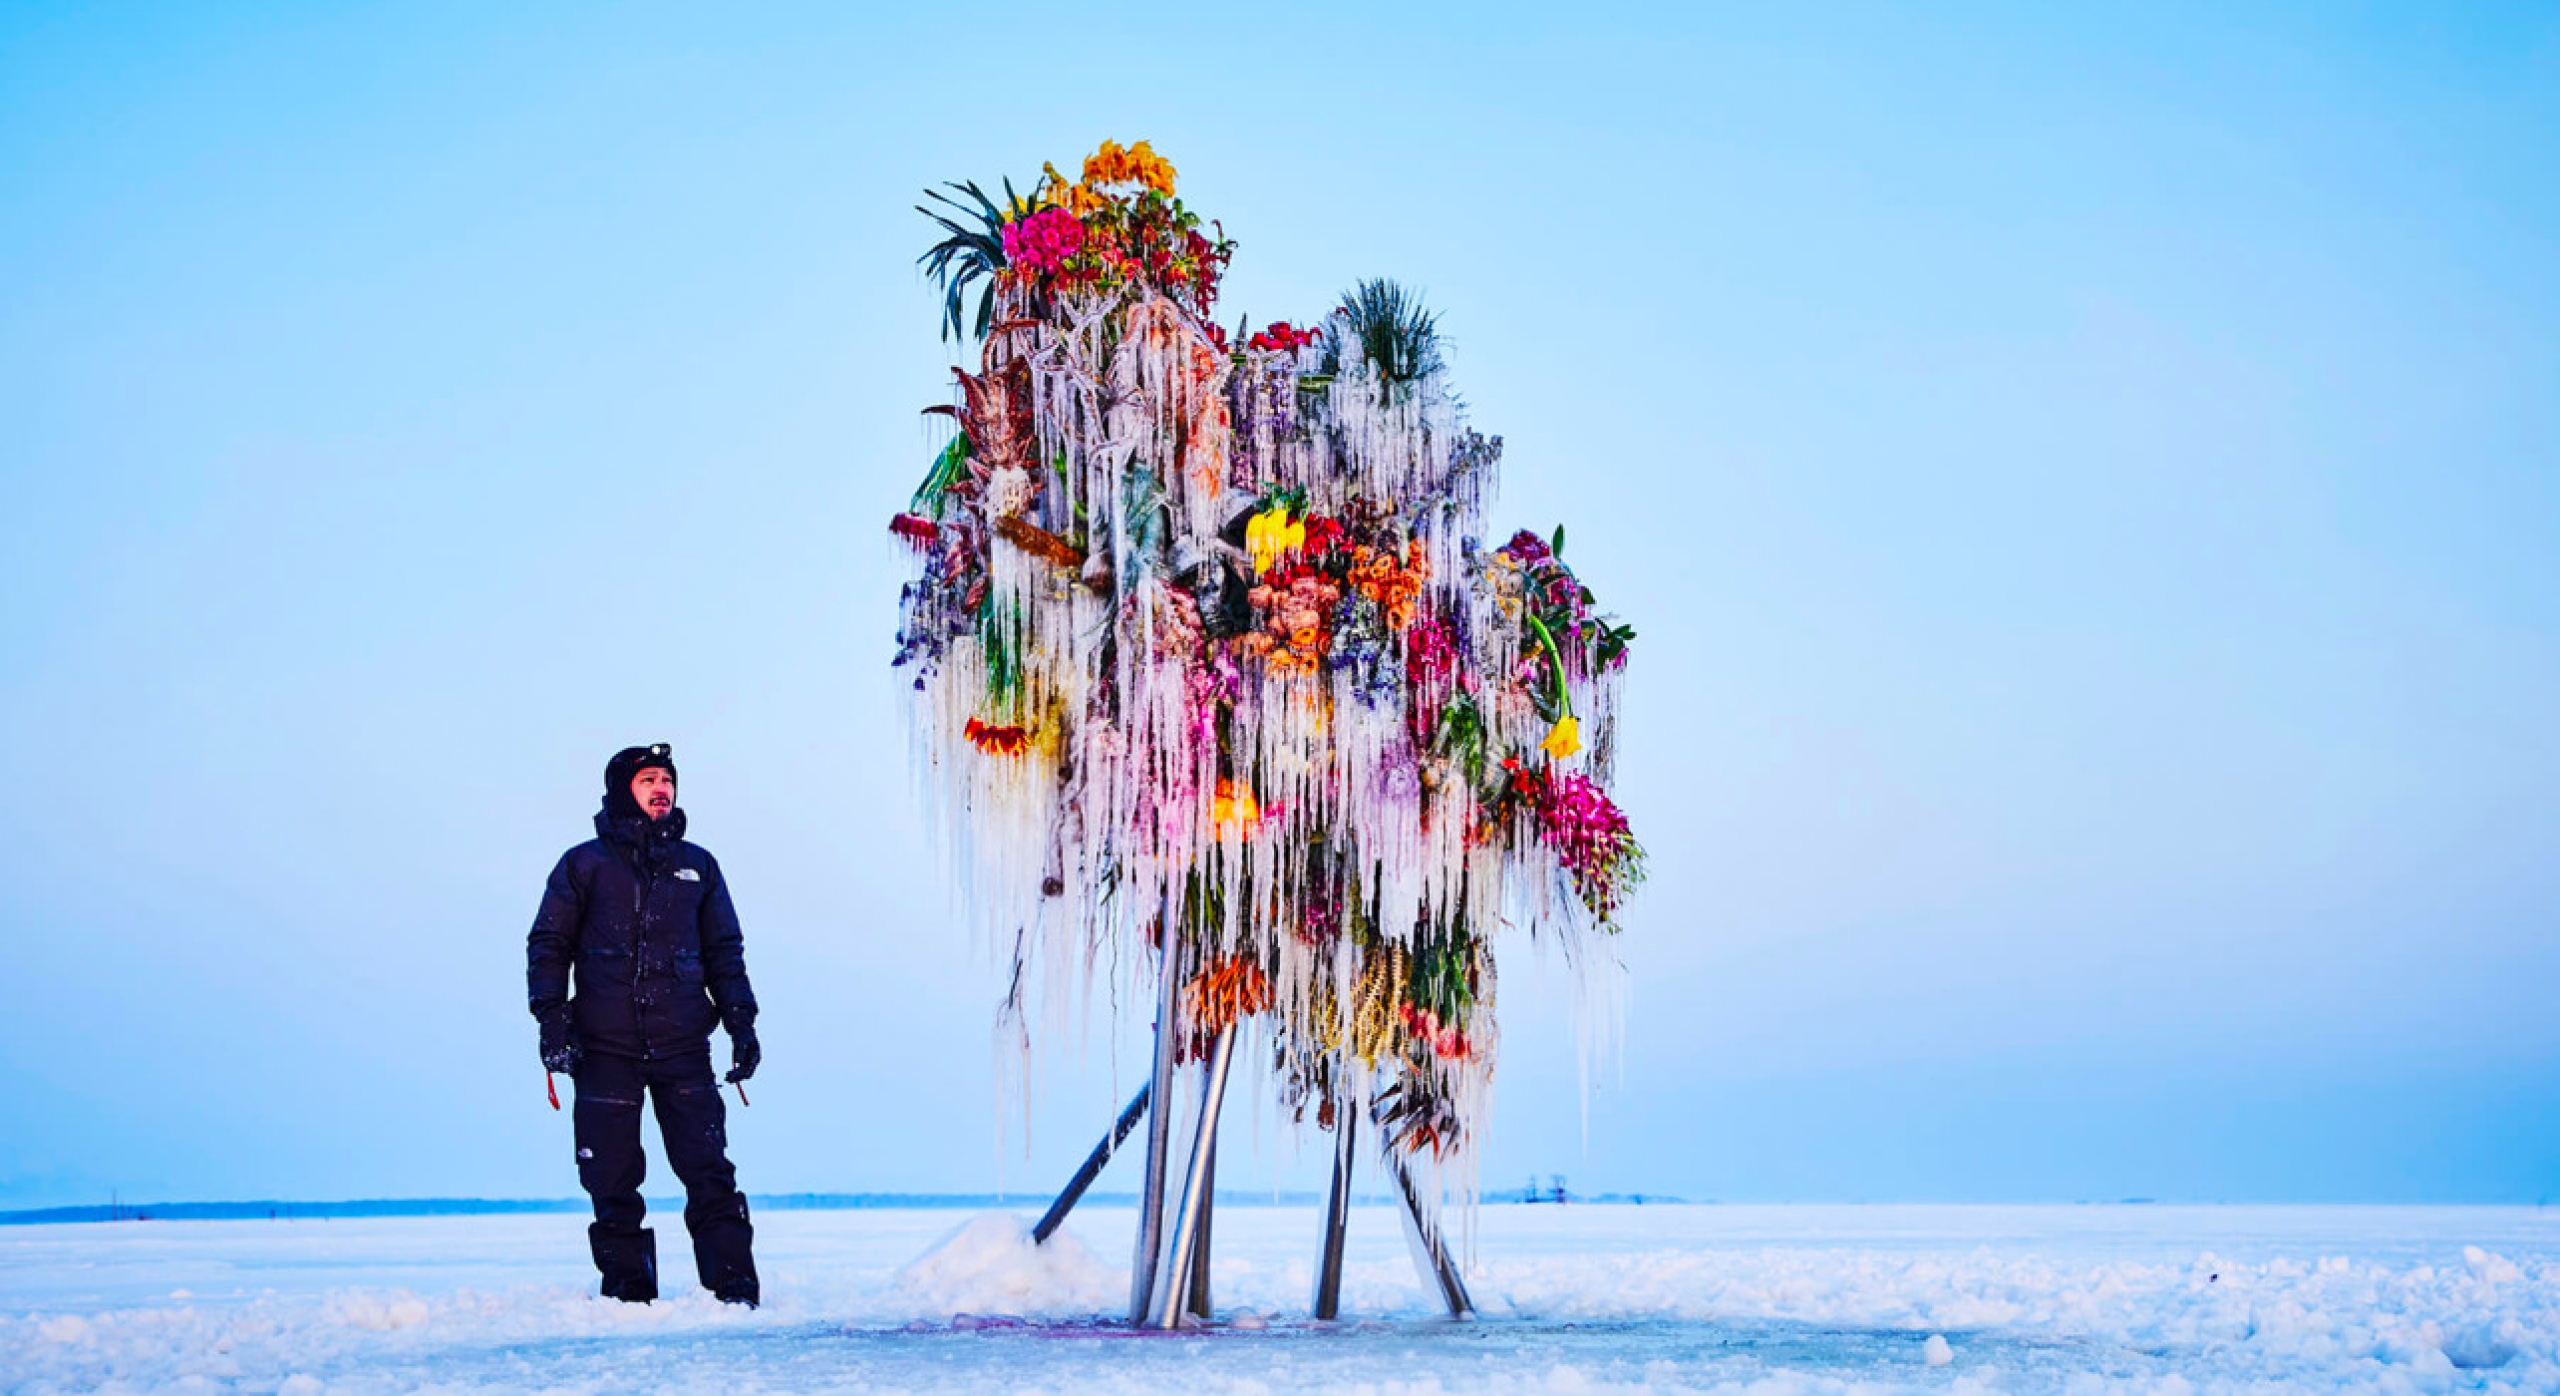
top-left (1246, 504), bottom-right (1298, 576)
top-left (1036, 163), bottom-right (1072, 209)
top-left (1541, 715), bottom-right (1582, 760)
top-left (1244, 509), bottom-right (1271, 573)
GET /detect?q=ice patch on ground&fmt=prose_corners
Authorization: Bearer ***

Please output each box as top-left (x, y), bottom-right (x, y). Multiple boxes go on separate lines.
top-left (3, 1205), bottom-right (2556, 1392)
top-left (892, 1211), bottom-right (1121, 1318)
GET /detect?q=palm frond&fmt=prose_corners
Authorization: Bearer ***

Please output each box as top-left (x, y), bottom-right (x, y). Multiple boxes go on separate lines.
top-left (915, 179), bottom-right (1021, 344)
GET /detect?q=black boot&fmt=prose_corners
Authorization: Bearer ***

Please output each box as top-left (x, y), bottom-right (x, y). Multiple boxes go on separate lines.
top-left (690, 1195), bottom-right (759, 1307)
top-left (592, 1224), bottom-right (658, 1303)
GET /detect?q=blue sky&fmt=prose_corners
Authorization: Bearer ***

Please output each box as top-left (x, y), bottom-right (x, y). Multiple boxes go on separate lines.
top-left (2, 3), bottom-right (2554, 1208)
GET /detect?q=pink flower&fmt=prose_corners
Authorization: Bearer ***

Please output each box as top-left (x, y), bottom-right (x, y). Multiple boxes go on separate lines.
top-left (1002, 207), bottom-right (1085, 274)
top-left (1528, 768), bottom-right (1643, 924)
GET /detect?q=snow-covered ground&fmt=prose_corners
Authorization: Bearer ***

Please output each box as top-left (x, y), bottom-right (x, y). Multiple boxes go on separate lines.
top-left (4, 1203), bottom-right (2555, 1392)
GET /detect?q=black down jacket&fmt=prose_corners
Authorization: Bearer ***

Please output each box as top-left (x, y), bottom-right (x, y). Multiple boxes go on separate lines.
top-left (526, 805), bottom-right (756, 1061)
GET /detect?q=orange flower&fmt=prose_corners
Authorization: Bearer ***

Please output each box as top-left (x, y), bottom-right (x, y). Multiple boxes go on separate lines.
top-left (964, 717), bottom-right (1031, 756)
top-left (1346, 543), bottom-right (1428, 630)
top-left (1080, 138), bottom-right (1177, 193)
top-left (1211, 777), bottom-right (1262, 836)
top-left (1185, 954), bottom-right (1271, 1035)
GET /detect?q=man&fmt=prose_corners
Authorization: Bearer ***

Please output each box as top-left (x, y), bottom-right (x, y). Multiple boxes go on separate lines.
top-left (526, 743), bottom-right (763, 1305)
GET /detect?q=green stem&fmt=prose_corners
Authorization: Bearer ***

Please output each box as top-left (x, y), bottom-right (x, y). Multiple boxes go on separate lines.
top-left (1523, 613), bottom-right (1574, 719)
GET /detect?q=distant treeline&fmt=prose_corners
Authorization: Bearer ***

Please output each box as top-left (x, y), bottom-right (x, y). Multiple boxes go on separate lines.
top-left (2, 1194), bottom-right (1045, 1225)
top-left (2, 1188), bottom-right (1682, 1226)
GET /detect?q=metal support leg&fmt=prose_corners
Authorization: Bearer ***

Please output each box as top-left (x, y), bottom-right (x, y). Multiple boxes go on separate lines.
top-left (1311, 1100), bottom-right (1357, 1319)
top-left (1185, 1135), bottom-right (1216, 1320)
top-left (1127, 890), bottom-right (1182, 1323)
top-left (1148, 1024), bottom-right (1235, 1329)
top-left (1388, 1148), bottom-right (1475, 1319)
top-left (1033, 1083), bottom-right (1150, 1244)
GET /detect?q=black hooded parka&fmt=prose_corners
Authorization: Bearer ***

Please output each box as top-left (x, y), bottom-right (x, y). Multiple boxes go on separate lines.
top-left (526, 804), bottom-right (756, 1060)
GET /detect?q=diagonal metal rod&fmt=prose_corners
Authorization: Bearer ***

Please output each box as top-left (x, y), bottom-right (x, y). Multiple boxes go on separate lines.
top-left (1127, 886), bottom-right (1183, 1323)
top-left (1148, 1023), bottom-right (1235, 1329)
top-left (1032, 1083), bottom-right (1151, 1245)
top-left (1388, 1147), bottom-right (1476, 1320)
top-left (1311, 1097), bottom-right (1358, 1319)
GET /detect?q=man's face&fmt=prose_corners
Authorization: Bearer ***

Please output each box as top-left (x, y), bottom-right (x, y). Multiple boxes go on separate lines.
top-left (630, 767), bottom-right (676, 821)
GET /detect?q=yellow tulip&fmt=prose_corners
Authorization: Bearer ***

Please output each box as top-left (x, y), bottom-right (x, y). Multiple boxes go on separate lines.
top-left (1245, 511), bottom-right (1272, 575)
top-left (1541, 715), bottom-right (1582, 760)
top-left (1247, 505), bottom-right (1299, 577)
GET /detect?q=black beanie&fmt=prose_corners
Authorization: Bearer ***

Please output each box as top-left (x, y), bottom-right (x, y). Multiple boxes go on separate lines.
top-left (604, 743), bottom-right (677, 813)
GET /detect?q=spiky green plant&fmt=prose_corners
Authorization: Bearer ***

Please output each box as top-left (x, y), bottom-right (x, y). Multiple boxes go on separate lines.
top-left (1404, 926), bottom-right (1478, 1024)
top-left (1434, 690), bottom-right (1489, 787)
top-left (916, 180), bottom-right (1020, 344)
top-left (1336, 278), bottom-right (1443, 384)
top-left (979, 598), bottom-right (1026, 713)
top-left (911, 433), bottom-right (971, 517)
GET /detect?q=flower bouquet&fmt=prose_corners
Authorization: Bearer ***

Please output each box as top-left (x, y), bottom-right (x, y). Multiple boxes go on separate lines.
top-left (893, 142), bottom-right (1641, 1236)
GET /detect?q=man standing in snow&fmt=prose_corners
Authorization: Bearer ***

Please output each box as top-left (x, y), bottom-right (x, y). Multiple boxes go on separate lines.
top-left (526, 743), bottom-right (762, 1306)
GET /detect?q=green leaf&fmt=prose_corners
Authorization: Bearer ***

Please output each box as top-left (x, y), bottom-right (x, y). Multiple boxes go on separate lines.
top-left (911, 433), bottom-right (971, 516)
top-left (1434, 691), bottom-right (1489, 787)
top-left (916, 179), bottom-right (1016, 345)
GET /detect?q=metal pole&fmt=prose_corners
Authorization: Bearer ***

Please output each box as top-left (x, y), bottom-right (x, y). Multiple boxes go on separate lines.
top-left (1148, 1023), bottom-right (1235, 1329)
top-left (1184, 1133), bottom-right (1216, 1319)
top-left (1033, 1083), bottom-right (1151, 1245)
top-left (1388, 1148), bottom-right (1475, 1319)
top-left (1311, 1095), bottom-right (1357, 1319)
top-left (1127, 885), bottom-right (1183, 1323)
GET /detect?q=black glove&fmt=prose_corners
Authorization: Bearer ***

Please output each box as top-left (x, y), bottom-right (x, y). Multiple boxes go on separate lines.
top-left (536, 1001), bottom-right (581, 1075)
top-left (724, 1011), bottom-right (760, 1084)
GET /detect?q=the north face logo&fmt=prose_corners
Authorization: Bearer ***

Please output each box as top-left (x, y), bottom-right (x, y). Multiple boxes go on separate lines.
top-left (674, 868), bottom-right (701, 882)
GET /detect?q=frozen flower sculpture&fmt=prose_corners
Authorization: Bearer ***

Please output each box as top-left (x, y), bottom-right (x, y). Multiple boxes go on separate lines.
top-left (894, 141), bottom-right (1642, 1325)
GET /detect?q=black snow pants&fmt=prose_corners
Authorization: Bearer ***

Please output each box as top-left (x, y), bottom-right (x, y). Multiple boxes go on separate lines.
top-left (572, 1047), bottom-right (758, 1303)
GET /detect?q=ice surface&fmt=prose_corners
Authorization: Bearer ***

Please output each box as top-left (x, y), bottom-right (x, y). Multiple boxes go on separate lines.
top-left (3, 1203), bottom-right (2556, 1392)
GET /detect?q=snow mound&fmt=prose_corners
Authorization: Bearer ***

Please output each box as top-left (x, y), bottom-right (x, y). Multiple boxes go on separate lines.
top-left (327, 1292), bottom-right (431, 1331)
top-left (892, 1212), bottom-right (1120, 1318)
top-left (2467, 1244), bottom-right (2526, 1284)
